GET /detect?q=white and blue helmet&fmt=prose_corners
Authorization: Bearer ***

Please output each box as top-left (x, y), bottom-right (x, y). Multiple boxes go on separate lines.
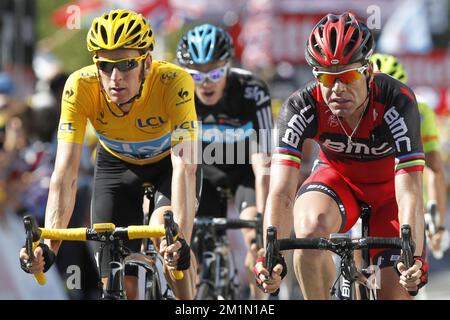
top-left (177, 24), bottom-right (234, 66)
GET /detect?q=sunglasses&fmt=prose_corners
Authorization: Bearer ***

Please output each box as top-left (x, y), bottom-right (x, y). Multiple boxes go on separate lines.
top-left (312, 65), bottom-right (368, 86)
top-left (93, 53), bottom-right (148, 73)
top-left (185, 65), bottom-right (229, 84)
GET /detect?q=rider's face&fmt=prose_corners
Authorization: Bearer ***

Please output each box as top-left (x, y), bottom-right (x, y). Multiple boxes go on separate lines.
top-left (317, 62), bottom-right (371, 119)
top-left (95, 49), bottom-right (151, 105)
top-left (187, 60), bottom-right (228, 106)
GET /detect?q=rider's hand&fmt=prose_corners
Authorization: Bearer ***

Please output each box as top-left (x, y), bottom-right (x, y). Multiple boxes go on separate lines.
top-left (19, 246), bottom-right (45, 274)
top-left (252, 249), bottom-right (284, 294)
top-left (396, 256), bottom-right (428, 295)
top-left (426, 228), bottom-right (449, 259)
top-left (160, 237), bottom-right (191, 271)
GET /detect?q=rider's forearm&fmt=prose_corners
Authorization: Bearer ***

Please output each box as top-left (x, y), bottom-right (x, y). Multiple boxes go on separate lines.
top-left (171, 163), bottom-right (197, 243)
top-left (44, 171), bottom-right (78, 254)
top-left (255, 173), bottom-right (270, 213)
top-left (252, 153), bottom-right (271, 214)
top-left (426, 168), bottom-right (447, 227)
top-left (264, 192), bottom-right (295, 241)
top-left (396, 172), bottom-right (424, 256)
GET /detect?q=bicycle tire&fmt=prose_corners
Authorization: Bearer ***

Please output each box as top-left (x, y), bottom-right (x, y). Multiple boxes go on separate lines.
top-left (145, 267), bottom-right (163, 300)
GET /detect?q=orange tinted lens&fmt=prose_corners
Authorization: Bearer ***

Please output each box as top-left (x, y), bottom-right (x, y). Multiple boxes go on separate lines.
top-left (338, 70), bottom-right (363, 84)
top-left (317, 70), bottom-right (362, 86)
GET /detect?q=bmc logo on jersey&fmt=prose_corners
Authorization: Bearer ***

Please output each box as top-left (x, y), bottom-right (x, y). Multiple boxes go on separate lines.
top-left (322, 139), bottom-right (393, 156)
top-left (244, 86), bottom-right (270, 106)
top-left (383, 106), bottom-right (411, 152)
top-left (282, 105), bottom-right (314, 148)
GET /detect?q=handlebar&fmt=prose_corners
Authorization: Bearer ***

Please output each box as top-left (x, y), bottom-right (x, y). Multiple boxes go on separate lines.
top-left (194, 213), bottom-right (264, 249)
top-left (23, 211), bottom-right (184, 285)
top-left (194, 217), bottom-right (260, 230)
top-left (265, 224), bottom-right (415, 278)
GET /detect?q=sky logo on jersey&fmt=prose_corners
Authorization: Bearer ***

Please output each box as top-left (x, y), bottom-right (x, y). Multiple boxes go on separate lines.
top-left (59, 122), bottom-right (76, 132)
top-left (97, 132), bottom-right (171, 160)
top-left (244, 86), bottom-right (270, 107)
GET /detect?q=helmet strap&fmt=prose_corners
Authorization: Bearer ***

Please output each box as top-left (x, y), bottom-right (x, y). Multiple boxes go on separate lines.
top-left (96, 63), bottom-right (147, 117)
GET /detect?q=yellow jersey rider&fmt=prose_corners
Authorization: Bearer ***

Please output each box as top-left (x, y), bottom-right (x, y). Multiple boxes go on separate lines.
top-left (20, 9), bottom-right (200, 300)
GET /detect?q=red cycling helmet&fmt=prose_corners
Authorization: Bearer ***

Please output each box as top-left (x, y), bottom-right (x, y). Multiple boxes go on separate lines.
top-left (305, 12), bottom-right (374, 67)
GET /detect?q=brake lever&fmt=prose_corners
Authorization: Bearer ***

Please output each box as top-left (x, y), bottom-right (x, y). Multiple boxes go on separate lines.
top-left (265, 226), bottom-right (278, 280)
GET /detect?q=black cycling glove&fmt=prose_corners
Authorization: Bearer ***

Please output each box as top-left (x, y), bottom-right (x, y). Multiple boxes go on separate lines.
top-left (20, 243), bottom-right (56, 273)
top-left (175, 238), bottom-right (191, 271)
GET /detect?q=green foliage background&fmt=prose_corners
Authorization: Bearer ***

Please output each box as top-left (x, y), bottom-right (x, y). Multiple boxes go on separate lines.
top-left (37, 0), bottom-right (91, 73)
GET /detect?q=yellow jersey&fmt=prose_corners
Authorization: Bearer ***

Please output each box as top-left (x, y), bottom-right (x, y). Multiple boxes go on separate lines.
top-left (57, 60), bottom-right (197, 165)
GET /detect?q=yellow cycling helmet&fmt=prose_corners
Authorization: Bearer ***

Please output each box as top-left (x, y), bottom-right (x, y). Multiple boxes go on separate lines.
top-left (370, 53), bottom-right (408, 83)
top-left (87, 9), bottom-right (155, 52)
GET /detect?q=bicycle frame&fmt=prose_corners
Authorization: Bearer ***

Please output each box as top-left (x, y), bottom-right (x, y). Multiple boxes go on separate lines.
top-left (193, 214), bottom-right (263, 300)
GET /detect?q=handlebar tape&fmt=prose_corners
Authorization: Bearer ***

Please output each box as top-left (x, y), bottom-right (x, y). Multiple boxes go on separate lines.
top-left (32, 241), bottom-right (46, 285)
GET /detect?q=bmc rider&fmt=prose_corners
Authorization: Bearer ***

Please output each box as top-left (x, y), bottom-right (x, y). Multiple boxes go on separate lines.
top-left (254, 12), bottom-right (428, 299)
top-left (177, 24), bottom-right (272, 299)
top-left (370, 53), bottom-right (448, 259)
top-left (19, 9), bottom-right (199, 299)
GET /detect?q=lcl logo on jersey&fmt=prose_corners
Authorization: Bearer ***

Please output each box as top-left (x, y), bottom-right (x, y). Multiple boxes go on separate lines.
top-left (136, 117), bottom-right (167, 128)
top-left (160, 71), bottom-right (177, 84)
top-left (174, 120), bottom-right (197, 130)
top-left (59, 122), bottom-right (76, 132)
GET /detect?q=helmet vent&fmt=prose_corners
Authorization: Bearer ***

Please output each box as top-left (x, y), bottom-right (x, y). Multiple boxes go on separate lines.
top-left (330, 28), bottom-right (337, 53)
top-left (100, 25), bottom-right (108, 44)
top-left (127, 34), bottom-right (139, 45)
top-left (130, 24), bottom-right (141, 36)
top-left (115, 24), bottom-right (124, 44)
top-left (111, 12), bottom-right (118, 20)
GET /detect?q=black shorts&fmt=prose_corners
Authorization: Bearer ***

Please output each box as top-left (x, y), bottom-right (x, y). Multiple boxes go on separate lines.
top-left (91, 144), bottom-right (202, 277)
top-left (196, 164), bottom-right (256, 218)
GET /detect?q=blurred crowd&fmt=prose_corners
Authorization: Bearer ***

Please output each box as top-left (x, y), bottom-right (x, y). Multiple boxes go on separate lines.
top-left (0, 64), bottom-right (100, 298)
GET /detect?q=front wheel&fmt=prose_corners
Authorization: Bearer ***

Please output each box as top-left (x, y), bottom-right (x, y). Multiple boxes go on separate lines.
top-left (145, 268), bottom-right (163, 300)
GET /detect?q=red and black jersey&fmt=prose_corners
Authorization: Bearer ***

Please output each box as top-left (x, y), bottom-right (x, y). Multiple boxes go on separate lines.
top-left (274, 73), bottom-right (425, 184)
